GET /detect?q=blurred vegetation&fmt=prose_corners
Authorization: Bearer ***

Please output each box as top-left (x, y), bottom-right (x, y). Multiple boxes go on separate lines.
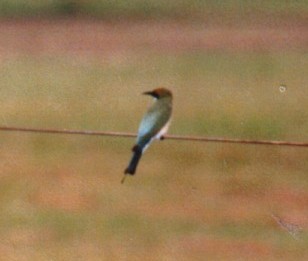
top-left (0, 0), bottom-right (308, 19)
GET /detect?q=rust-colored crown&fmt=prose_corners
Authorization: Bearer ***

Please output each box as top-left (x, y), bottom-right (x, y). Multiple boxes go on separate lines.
top-left (143, 87), bottom-right (172, 98)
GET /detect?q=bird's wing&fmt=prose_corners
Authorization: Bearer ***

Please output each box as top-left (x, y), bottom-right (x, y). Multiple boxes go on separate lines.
top-left (137, 101), bottom-right (171, 148)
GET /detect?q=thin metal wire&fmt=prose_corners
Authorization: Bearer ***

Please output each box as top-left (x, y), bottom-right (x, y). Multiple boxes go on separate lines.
top-left (0, 126), bottom-right (307, 147)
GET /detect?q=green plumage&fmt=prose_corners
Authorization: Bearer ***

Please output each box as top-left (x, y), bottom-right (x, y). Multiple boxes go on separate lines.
top-left (137, 95), bottom-right (172, 149)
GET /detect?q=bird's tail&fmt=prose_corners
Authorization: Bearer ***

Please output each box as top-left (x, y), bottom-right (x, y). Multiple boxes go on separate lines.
top-left (124, 145), bottom-right (143, 175)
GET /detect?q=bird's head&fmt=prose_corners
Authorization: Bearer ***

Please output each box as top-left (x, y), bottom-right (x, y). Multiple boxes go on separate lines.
top-left (143, 87), bottom-right (172, 99)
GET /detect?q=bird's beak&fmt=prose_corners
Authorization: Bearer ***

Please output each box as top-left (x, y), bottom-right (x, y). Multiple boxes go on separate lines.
top-left (143, 90), bottom-right (159, 99)
top-left (143, 91), bottom-right (154, 96)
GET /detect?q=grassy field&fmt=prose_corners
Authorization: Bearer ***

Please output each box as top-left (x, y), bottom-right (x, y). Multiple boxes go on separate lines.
top-left (0, 12), bottom-right (308, 261)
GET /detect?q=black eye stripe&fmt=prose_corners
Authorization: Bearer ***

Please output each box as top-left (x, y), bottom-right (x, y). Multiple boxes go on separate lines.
top-left (152, 92), bottom-right (160, 99)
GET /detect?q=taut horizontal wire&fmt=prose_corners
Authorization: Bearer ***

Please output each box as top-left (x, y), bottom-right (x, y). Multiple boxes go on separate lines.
top-left (0, 126), bottom-right (307, 147)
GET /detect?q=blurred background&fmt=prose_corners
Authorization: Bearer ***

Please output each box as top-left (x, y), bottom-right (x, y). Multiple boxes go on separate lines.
top-left (0, 1), bottom-right (307, 260)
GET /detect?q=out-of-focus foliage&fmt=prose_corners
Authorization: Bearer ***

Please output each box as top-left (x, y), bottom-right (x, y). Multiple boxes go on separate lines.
top-left (0, 0), bottom-right (307, 19)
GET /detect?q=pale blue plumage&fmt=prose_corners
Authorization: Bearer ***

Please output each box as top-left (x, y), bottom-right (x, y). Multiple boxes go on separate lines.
top-left (137, 98), bottom-right (172, 150)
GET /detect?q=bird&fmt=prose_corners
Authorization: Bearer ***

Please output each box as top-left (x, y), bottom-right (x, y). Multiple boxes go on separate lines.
top-left (122, 87), bottom-right (173, 183)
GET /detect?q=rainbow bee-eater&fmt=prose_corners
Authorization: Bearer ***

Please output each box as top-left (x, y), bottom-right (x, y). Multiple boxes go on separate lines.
top-left (122, 87), bottom-right (173, 183)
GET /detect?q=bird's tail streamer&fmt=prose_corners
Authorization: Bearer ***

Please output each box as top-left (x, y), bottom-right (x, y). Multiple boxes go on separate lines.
top-left (124, 145), bottom-right (143, 176)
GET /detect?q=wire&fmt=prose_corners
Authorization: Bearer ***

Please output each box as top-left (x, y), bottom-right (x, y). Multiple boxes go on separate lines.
top-left (0, 126), bottom-right (307, 147)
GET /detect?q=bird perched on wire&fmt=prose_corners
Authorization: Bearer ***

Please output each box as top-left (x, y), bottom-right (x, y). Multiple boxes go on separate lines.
top-left (122, 87), bottom-right (173, 183)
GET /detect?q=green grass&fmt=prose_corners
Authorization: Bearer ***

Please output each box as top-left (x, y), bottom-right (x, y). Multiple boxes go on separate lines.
top-left (1, 52), bottom-right (307, 139)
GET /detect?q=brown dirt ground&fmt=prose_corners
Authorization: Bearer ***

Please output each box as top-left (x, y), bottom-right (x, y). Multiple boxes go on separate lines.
top-left (0, 18), bottom-right (307, 59)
